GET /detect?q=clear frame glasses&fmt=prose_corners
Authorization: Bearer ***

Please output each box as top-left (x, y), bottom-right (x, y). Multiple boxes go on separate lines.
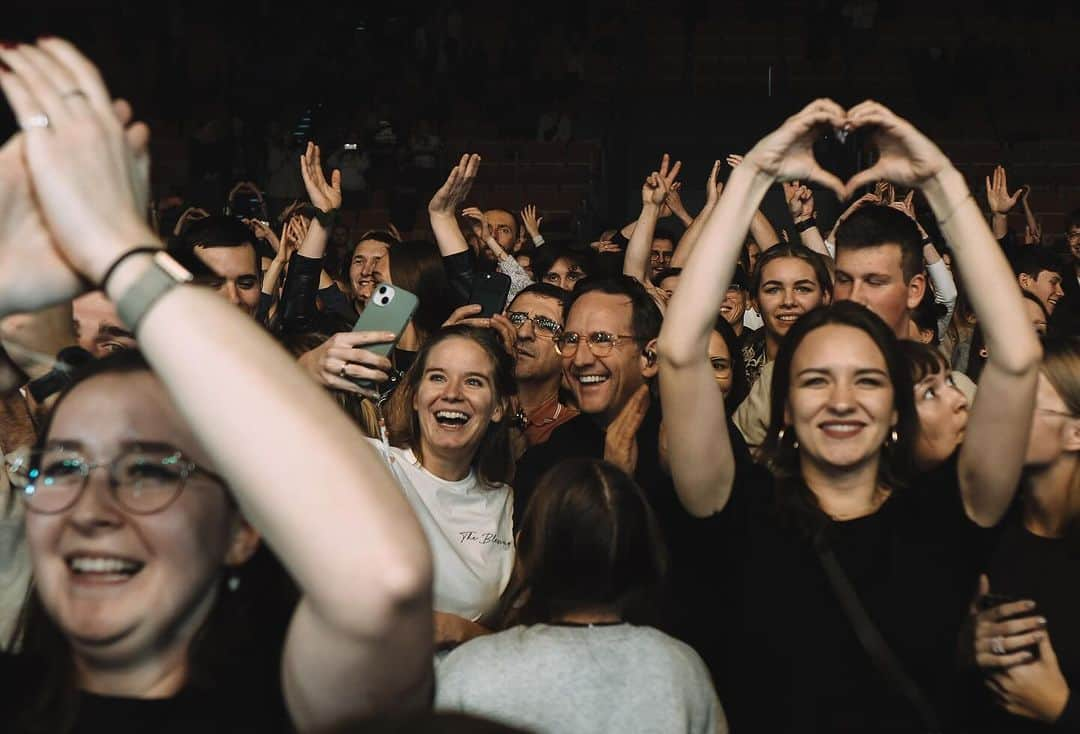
top-left (506, 311), bottom-right (563, 339)
top-left (5, 444), bottom-right (225, 515)
top-left (554, 331), bottom-right (639, 359)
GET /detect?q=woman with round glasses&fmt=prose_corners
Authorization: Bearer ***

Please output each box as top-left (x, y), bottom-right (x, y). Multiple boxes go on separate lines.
top-left (381, 325), bottom-right (518, 652)
top-left (659, 100), bottom-right (1042, 731)
top-left (0, 39), bottom-right (432, 733)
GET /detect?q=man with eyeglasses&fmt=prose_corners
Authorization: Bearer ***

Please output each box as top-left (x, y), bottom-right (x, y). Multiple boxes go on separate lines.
top-left (649, 230), bottom-right (677, 281)
top-left (512, 276), bottom-right (665, 523)
top-left (504, 284), bottom-right (579, 447)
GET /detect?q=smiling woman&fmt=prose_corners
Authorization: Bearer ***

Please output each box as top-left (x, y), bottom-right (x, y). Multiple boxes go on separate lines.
top-left (382, 326), bottom-right (518, 651)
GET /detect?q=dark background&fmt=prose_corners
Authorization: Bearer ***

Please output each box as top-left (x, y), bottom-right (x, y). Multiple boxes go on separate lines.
top-left (5, 0), bottom-right (1079, 238)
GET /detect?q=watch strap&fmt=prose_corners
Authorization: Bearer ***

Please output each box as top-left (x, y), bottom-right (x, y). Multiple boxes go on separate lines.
top-left (116, 252), bottom-right (193, 331)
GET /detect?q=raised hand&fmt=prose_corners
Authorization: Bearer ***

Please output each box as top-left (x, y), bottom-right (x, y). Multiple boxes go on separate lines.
top-left (783, 180), bottom-right (815, 221)
top-left (246, 217), bottom-right (282, 254)
top-left (984, 165), bottom-right (1023, 216)
top-left (741, 98), bottom-right (848, 199)
top-left (653, 153), bottom-right (683, 218)
top-left (461, 206), bottom-right (492, 239)
top-left (520, 204), bottom-right (543, 240)
top-left (725, 153), bottom-right (743, 169)
top-left (703, 159), bottom-right (724, 209)
top-left (641, 171), bottom-right (667, 207)
top-left (300, 142), bottom-right (342, 212)
top-left (0, 39), bottom-right (156, 294)
top-left (429, 154), bottom-right (480, 219)
top-left (843, 101), bottom-right (952, 196)
top-left (603, 384), bottom-right (650, 475)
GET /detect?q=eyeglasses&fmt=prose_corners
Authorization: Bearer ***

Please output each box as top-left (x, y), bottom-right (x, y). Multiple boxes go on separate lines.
top-left (554, 331), bottom-right (639, 358)
top-left (649, 251), bottom-right (673, 262)
top-left (506, 311), bottom-right (563, 338)
top-left (5, 444), bottom-right (225, 515)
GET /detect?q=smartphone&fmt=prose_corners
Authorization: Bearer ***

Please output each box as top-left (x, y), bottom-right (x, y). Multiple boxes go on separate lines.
top-left (351, 284), bottom-right (419, 390)
top-left (344, 143), bottom-right (359, 151)
top-left (469, 271), bottom-right (511, 318)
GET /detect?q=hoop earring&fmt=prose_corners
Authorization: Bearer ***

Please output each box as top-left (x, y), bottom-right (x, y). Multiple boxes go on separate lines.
top-left (886, 427), bottom-right (899, 446)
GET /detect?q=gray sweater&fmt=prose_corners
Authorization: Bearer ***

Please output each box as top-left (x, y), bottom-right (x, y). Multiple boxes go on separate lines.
top-left (436, 623), bottom-right (726, 734)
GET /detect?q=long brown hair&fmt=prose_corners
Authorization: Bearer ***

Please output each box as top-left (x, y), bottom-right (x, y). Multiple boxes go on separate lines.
top-left (759, 301), bottom-right (917, 542)
top-left (384, 326), bottom-right (517, 485)
top-left (495, 459), bottom-right (667, 628)
top-left (1040, 337), bottom-right (1080, 534)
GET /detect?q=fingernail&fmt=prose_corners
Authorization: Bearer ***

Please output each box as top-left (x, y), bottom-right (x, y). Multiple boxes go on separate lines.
top-left (1038, 617), bottom-right (1048, 626)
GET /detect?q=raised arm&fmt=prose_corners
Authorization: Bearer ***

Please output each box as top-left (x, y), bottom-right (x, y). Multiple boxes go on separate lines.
top-left (0, 38), bottom-right (433, 729)
top-left (985, 164), bottom-right (1022, 241)
top-left (296, 142), bottom-right (341, 290)
top-left (429, 154), bottom-right (480, 258)
top-left (783, 180), bottom-right (829, 256)
top-left (659, 100), bottom-right (848, 516)
top-left (670, 160), bottom-right (722, 270)
top-left (844, 103), bottom-right (1042, 527)
top-left (625, 154), bottom-right (681, 284)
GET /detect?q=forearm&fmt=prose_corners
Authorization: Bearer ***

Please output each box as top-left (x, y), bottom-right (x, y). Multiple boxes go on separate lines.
top-left (923, 168), bottom-right (1041, 523)
top-left (670, 202), bottom-right (715, 269)
top-left (750, 209), bottom-right (781, 251)
top-left (991, 213), bottom-right (1009, 240)
top-left (430, 213), bottom-right (469, 257)
top-left (107, 255), bottom-right (431, 626)
top-left (298, 218), bottom-right (329, 259)
top-left (661, 165), bottom-right (772, 365)
top-left (497, 254), bottom-right (534, 302)
top-left (797, 222), bottom-right (829, 257)
top-left (624, 204), bottom-right (661, 283)
top-left (925, 169), bottom-right (1039, 372)
top-left (262, 258), bottom-right (286, 296)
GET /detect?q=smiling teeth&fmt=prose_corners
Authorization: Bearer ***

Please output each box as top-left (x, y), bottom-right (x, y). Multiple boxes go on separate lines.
top-left (578, 375), bottom-right (609, 384)
top-left (435, 411), bottom-right (469, 420)
top-left (69, 557), bottom-right (141, 574)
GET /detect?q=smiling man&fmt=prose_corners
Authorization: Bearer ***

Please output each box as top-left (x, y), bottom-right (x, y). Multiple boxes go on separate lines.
top-left (1013, 247), bottom-right (1066, 317)
top-left (512, 276), bottom-right (663, 522)
top-left (504, 284), bottom-right (579, 447)
top-left (168, 216), bottom-right (265, 320)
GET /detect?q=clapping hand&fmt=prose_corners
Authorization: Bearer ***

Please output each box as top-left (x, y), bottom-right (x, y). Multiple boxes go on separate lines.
top-left (783, 180), bottom-right (815, 222)
top-left (300, 142), bottom-right (342, 213)
top-left (429, 154), bottom-right (480, 219)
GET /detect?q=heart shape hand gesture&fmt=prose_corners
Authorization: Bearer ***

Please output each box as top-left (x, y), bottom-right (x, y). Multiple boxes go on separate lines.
top-left (740, 98), bottom-right (953, 201)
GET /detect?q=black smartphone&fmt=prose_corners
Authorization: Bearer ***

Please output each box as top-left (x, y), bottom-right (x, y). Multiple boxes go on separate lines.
top-left (468, 271), bottom-right (511, 318)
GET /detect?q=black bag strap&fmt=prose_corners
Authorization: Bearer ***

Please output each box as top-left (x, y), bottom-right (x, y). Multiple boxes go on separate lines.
top-left (815, 544), bottom-right (943, 734)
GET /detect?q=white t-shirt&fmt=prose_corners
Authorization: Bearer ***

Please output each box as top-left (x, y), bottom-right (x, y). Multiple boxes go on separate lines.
top-left (368, 439), bottom-right (514, 621)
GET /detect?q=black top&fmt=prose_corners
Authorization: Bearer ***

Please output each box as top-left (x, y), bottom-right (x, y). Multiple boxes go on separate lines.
top-left (962, 506), bottom-right (1080, 732)
top-left (512, 403), bottom-right (755, 655)
top-left (697, 455), bottom-right (997, 733)
top-left (0, 653), bottom-right (291, 734)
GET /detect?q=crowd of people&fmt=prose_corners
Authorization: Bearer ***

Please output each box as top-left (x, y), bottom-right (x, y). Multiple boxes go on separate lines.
top-left (0, 39), bottom-right (1077, 733)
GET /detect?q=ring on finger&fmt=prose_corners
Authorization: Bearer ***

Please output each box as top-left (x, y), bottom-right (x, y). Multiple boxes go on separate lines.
top-left (21, 113), bottom-right (50, 130)
top-left (339, 362), bottom-right (349, 378)
top-left (991, 636), bottom-right (1006, 655)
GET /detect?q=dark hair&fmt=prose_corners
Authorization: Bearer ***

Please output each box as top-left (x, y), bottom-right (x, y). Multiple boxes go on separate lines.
top-left (168, 215), bottom-right (260, 277)
top-left (496, 459), bottom-right (667, 627)
top-left (338, 233), bottom-right (395, 283)
top-left (713, 315), bottom-right (748, 412)
top-left (835, 205), bottom-right (923, 283)
top-left (759, 302), bottom-right (917, 541)
top-left (1021, 289), bottom-right (1050, 321)
top-left (652, 267), bottom-right (683, 286)
top-left (1065, 208), bottom-right (1080, 233)
top-left (898, 339), bottom-right (950, 385)
top-left (565, 275), bottom-right (663, 346)
top-left (652, 227), bottom-right (678, 246)
top-left (387, 240), bottom-right (455, 343)
top-left (509, 282), bottom-right (571, 313)
top-left (13, 350), bottom-right (295, 733)
top-left (532, 244), bottom-right (594, 284)
top-left (911, 289), bottom-right (946, 345)
top-left (1013, 246), bottom-right (1066, 281)
top-left (385, 326), bottom-right (517, 485)
top-left (750, 242), bottom-right (834, 298)
top-left (484, 208), bottom-right (520, 241)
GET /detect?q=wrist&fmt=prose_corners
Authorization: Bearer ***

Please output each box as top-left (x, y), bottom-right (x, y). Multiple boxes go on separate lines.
top-left (921, 167), bottom-right (968, 220)
top-left (530, 233), bottom-right (544, 246)
top-left (86, 224), bottom-right (161, 284)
